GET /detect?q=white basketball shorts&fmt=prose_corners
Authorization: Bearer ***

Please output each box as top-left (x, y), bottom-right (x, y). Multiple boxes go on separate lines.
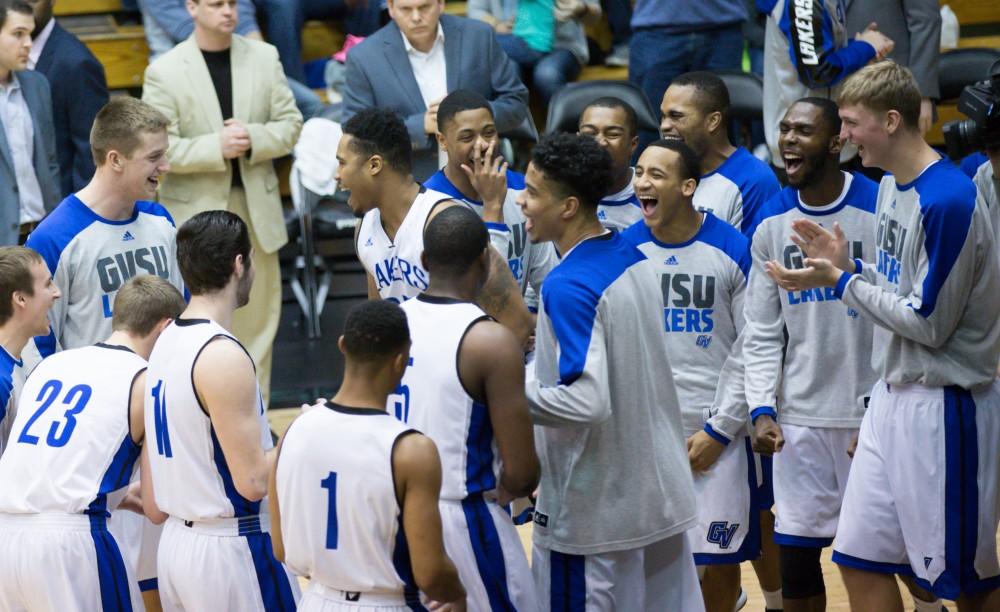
top-left (687, 436), bottom-right (760, 564)
top-left (773, 424), bottom-right (857, 547)
top-left (832, 380), bottom-right (1000, 600)
top-left (0, 512), bottom-right (143, 611)
top-left (157, 515), bottom-right (301, 611)
top-left (533, 533), bottom-right (705, 611)
top-left (298, 582), bottom-right (420, 612)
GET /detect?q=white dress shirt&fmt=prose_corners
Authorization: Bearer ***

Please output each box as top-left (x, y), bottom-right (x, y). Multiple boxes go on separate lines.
top-left (27, 18), bottom-right (56, 70)
top-left (0, 75), bottom-right (46, 224)
top-left (401, 25), bottom-right (449, 169)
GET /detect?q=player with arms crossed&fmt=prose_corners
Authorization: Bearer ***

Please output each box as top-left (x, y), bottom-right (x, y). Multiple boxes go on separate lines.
top-left (578, 98), bottom-right (643, 232)
top-left (270, 300), bottom-right (466, 612)
top-left (519, 132), bottom-right (700, 610)
top-left (622, 139), bottom-right (757, 612)
top-left (766, 61), bottom-right (1000, 611)
top-left (0, 276), bottom-right (184, 611)
top-left (394, 206), bottom-right (540, 610)
top-left (142, 211), bottom-right (299, 611)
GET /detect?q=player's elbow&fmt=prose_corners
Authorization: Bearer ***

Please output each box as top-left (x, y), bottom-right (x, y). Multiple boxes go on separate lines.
top-left (142, 495), bottom-right (168, 525)
top-left (233, 471), bottom-right (269, 502)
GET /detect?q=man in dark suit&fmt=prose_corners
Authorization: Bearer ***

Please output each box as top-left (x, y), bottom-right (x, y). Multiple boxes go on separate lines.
top-left (27, 0), bottom-right (109, 195)
top-left (0, 0), bottom-right (59, 246)
top-left (343, 0), bottom-right (529, 181)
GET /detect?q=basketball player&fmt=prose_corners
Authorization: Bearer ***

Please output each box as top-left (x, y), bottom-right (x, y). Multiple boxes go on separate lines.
top-left (390, 206), bottom-right (540, 610)
top-left (0, 247), bottom-right (60, 455)
top-left (578, 98), bottom-right (642, 231)
top-left (338, 108), bottom-right (533, 344)
top-left (660, 71), bottom-right (780, 237)
top-left (142, 211), bottom-right (299, 611)
top-left (766, 61), bottom-right (1000, 611)
top-left (621, 139), bottom-right (756, 612)
top-left (270, 300), bottom-right (466, 611)
top-left (425, 90), bottom-right (557, 301)
top-left (0, 275), bottom-right (184, 611)
top-left (22, 95), bottom-right (183, 610)
top-left (744, 98), bottom-right (880, 612)
top-left (519, 132), bottom-right (701, 610)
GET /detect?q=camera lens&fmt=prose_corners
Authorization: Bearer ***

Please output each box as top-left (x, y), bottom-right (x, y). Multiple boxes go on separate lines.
top-left (944, 119), bottom-right (984, 160)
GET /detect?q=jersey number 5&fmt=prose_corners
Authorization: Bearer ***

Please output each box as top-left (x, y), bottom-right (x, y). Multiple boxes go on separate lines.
top-left (321, 472), bottom-right (339, 549)
top-left (17, 380), bottom-right (92, 447)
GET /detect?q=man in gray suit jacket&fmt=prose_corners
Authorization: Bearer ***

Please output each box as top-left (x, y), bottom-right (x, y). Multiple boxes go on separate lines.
top-left (0, 1), bottom-right (59, 246)
top-left (845, 0), bottom-right (940, 134)
top-left (343, 0), bottom-right (529, 181)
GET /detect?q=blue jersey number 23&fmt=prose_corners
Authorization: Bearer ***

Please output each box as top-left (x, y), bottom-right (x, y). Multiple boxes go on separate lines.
top-left (17, 380), bottom-right (92, 447)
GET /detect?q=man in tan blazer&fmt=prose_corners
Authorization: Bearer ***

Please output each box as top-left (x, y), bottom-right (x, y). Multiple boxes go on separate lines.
top-left (143, 0), bottom-right (302, 404)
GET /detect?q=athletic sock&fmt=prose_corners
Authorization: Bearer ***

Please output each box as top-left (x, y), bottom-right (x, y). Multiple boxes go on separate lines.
top-left (912, 595), bottom-right (944, 612)
top-left (762, 588), bottom-right (783, 610)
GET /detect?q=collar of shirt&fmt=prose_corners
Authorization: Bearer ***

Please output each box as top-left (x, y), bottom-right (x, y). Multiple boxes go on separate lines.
top-left (400, 23), bottom-right (445, 57)
top-left (28, 18), bottom-right (56, 70)
top-left (0, 72), bottom-right (22, 99)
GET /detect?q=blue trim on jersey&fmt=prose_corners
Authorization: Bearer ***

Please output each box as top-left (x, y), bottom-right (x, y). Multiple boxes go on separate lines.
top-left (750, 406), bottom-right (777, 423)
top-left (392, 516), bottom-right (429, 611)
top-left (542, 232), bottom-right (646, 385)
top-left (424, 169), bottom-right (525, 207)
top-left (777, 1), bottom-right (876, 89)
top-left (621, 213), bottom-right (752, 279)
top-left (773, 533), bottom-right (833, 548)
top-left (757, 454), bottom-right (774, 510)
top-left (209, 426), bottom-right (260, 517)
top-left (694, 438), bottom-right (762, 565)
top-left (903, 160), bottom-right (977, 318)
top-left (831, 550), bottom-right (914, 576)
top-left (93, 435), bottom-right (141, 510)
top-left (550, 550), bottom-right (586, 611)
top-left (466, 401), bottom-right (498, 495)
top-left (834, 271), bottom-right (853, 299)
top-left (700, 147), bottom-right (780, 236)
top-left (0, 348), bottom-right (20, 424)
top-left (598, 193), bottom-right (640, 207)
top-left (853, 258), bottom-right (864, 275)
top-left (462, 497), bottom-right (516, 611)
top-left (755, 172), bottom-right (877, 237)
top-left (138, 578), bottom-right (158, 592)
top-left (244, 532), bottom-right (297, 611)
top-left (703, 422), bottom-right (731, 446)
top-left (90, 513), bottom-right (134, 611)
top-left (959, 153), bottom-right (988, 178)
top-left (485, 222), bottom-right (510, 233)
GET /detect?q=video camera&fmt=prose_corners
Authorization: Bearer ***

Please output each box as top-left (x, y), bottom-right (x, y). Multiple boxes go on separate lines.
top-left (943, 59), bottom-right (1000, 159)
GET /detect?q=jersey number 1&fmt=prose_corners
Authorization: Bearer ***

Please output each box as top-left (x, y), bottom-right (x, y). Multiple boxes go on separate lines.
top-left (17, 380), bottom-right (92, 447)
top-left (321, 472), bottom-right (339, 549)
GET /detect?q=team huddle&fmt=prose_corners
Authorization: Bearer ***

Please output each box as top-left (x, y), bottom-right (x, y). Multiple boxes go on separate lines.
top-left (0, 56), bottom-right (997, 612)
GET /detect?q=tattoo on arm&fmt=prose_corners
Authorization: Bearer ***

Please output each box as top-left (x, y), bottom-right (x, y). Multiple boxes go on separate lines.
top-left (477, 248), bottom-right (516, 318)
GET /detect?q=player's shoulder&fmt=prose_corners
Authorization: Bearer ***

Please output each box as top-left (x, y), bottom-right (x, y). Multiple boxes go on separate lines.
top-left (619, 219), bottom-right (651, 247)
top-left (909, 159), bottom-right (977, 214)
top-left (697, 213), bottom-right (751, 271)
top-left (134, 200), bottom-right (177, 227)
top-left (844, 171), bottom-right (879, 214)
top-left (723, 148), bottom-right (779, 191)
top-left (545, 233), bottom-right (646, 306)
top-left (505, 169), bottom-right (526, 191)
top-left (26, 195), bottom-right (98, 272)
top-left (756, 186), bottom-right (798, 225)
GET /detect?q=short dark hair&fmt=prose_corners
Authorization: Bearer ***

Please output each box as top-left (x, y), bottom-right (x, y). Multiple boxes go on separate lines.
top-left (645, 139), bottom-right (701, 185)
top-left (176, 211), bottom-right (252, 295)
top-left (794, 97), bottom-right (843, 138)
top-left (672, 71), bottom-right (731, 124)
top-left (0, 0), bottom-right (32, 31)
top-left (0, 246), bottom-right (43, 326)
top-left (91, 97), bottom-right (169, 166)
top-left (112, 276), bottom-right (187, 336)
top-left (582, 96), bottom-right (638, 136)
top-left (342, 300), bottom-right (410, 363)
top-left (531, 132), bottom-right (613, 210)
top-left (437, 89), bottom-right (494, 133)
top-left (342, 108), bottom-right (412, 174)
top-left (423, 206), bottom-right (489, 277)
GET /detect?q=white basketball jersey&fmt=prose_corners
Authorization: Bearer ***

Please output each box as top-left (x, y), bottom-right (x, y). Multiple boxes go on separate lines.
top-left (277, 403), bottom-right (422, 601)
top-left (0, 344), bottom-right (146, 515)
top-left (145, 318), bottom-right (272, 522)
top-left (393, 295), bottom-right (497, 501)
top-left (356, 187), bottom-right (454, 303)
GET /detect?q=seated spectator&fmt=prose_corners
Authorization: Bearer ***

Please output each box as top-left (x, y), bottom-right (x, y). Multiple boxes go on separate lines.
top-left (27, 0), bottom-right (109, 196)
top-left (467, 0), bottom-right (516, 33)
top-left (497, 0), bottom-right (600, 104)
top-left (342, 0), bottom-right (529, 181)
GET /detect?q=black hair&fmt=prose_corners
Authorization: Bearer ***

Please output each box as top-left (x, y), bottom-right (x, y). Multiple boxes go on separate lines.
top-left (177, 211), bottom-right (252, 295)
top-left (582, 96), bottom-right (638, 136)
top-left (342, 300), bottom-right (410, 363)
top-left (672, 71), bottom-right (731, 124)
top-left (794, 97), bottom-right (843, 138)
top-left (531, 132), bottom-right (613, 210)
top-left (437, 89), bottom-right (494, 133)
top-left (0, 0), bottom-right (32, 30)
top-left (342, 107), bottom-right (412, 174)
top-left (646, 139), bottom-right (702, 185)
top-left (422, 206), bottom-right (489, 277)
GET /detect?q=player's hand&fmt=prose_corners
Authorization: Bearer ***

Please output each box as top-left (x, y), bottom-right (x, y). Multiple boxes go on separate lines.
top-left (687, 430), bottom-right (725, 472)
top-left (495, 20), bottom-right (513, 34)
top-left (752, 415), bottom-right (784, 455)
top-left (764, 257), bottom-right (842, 291)
top-left (428, 597), bottom-right (466, 611)
top-left (119, 481), bottom-right (144, 514)
top-left (856, 22), bottom-right (894, 60)
top-left (494, 483), bottom-right (516, 507)
top-left (221, 119), bottom-right (251, 159)
top-left (424, 99), bottom-right (443, 135)
top-left (919, 97), bottom-right (933, 136)
top-left (789, 219), bottom-right (852, 271)
top-left (461, 139), bottom-right (509, 222)
top-left (847, 432), bottom-right (859, 458)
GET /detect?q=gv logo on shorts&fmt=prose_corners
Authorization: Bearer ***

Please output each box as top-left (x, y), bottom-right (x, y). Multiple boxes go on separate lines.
top-left (706, 521), bottom-right (739, 549)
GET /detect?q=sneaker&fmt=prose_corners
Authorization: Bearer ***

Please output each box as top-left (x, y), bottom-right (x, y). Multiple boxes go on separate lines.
top-left (605, 44), bottom-right (629, 67)
top-left (734, 587), bottom-right (748, 611)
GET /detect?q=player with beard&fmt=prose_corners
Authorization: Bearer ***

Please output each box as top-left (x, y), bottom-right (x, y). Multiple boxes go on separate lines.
top-left (142, 211), bottom-right (299, 611)
top-left (578, 98), bottom-right (643, 232)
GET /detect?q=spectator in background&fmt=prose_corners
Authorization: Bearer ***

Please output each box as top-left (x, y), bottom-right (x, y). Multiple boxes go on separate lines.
top-left (467, 0), bottom-right (515, 33)
top-left (343, 0), bottom-right (529, 181)
top-left (0, 0), bottom-right (59, 246)
top-left (496, 0), bottom-right (600, 105)
top-left (601, 0), bottom-right (630, 66)
top-left (142, 0), bottom-right (302, 403)
top-left (845, 0), bottom-right (940, 135)
top-left (628, 0), bottom-right (747, 153)
top-left (27, 0), bottom-right (109, 196)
